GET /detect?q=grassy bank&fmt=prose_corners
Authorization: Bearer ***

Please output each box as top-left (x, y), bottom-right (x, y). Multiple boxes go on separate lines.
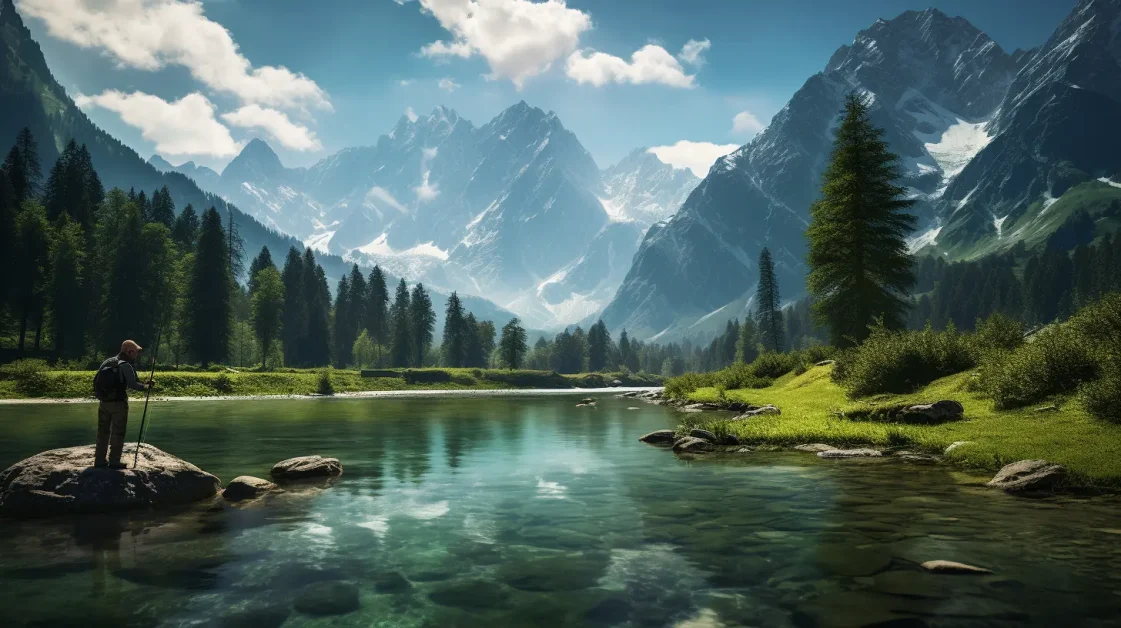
top-left (0, 366), bottom-right (662, 400)
top-left (680, 364), bottom-right (1121, 488)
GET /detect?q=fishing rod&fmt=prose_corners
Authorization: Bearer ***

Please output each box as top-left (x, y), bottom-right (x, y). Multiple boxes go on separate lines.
top-left (133, 282), bottom-right (171, 469)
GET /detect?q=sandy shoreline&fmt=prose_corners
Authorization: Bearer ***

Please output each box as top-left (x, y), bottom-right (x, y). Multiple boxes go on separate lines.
top-left (0, 386), bottom-right (664, 406)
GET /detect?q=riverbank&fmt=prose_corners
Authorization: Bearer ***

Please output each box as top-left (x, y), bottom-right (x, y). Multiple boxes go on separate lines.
top-left (676, 364), bottom-right (1121, 489)
top-left (0, 367), bottom-right (662, 402)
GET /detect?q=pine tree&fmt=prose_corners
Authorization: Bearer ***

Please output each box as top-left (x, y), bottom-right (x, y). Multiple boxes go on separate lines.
top-left (389, 279), bottom-right (412, 368)
top-left (247, 246), bottom-right (274, 294)
top-left (806, 93), bottom-right (917, 347)
top-left (12, 201), bottom-right (49, 356)
top-left (172, 204), bottom-right (199, 250)
top-left (618, 329), bottom-right (631, 371)
top-left (587, 320), bottom-right (610, 372)
top-left (442, 292), bottom-right (466, 367)
top-left (227, 211), bottom-right (246, 279)
top-left (365, 265), bottom-right (389, 347)
top-left (251, 266), bottom-right (285, 369)
top-left (463, 312), bottom-right (483, 367)
top-left (333, 274), bottom-right (352, 367)
top-left (755, 248), bottom-right (785, 352)
top-left (477, 320), bottom-right (496, 365)
top-left (735, 316), bottom-right (759, 363)
top-left (186, 208), bottom-right (232, 367)
top-left (348, 264), bottom-right (367, 353)
top-left (499, 317), bottom-right (528, 369)
top-left (281, 247), bottom-right (306, 366)
top-left (149, 185), bottom-right (175, 227)
top-left (409, 283), bottom-right (436, 367)
top-left (133, 223), bottom-right (178, 351)
top-left (0, 170), bottom-right (15, 306)
top-left (13, 128), bottom-right (41, 199)
top-left (302, 249), bottom-right (331, 366)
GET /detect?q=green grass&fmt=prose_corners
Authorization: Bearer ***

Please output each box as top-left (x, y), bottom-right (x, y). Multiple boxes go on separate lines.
top-left (685, 364), bottom-right (1121, 488)
top-left (0, 368), bottom-right (662, 400)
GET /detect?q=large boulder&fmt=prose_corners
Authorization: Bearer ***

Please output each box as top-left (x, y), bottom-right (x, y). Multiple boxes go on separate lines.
top-left (0, 444), bottom-right (220, 518)
top-left (986, 460), bottom-right (1066, 493)
top-left (270, 456), bottom-right (343, 480)
top-left (900, 400), bottom-right (964, 424)
top-left (638, 430), bottom-right (678, 445)
top-left (689, 429), bottom-right (718, 442)
top-left (794, 443), bottom-right (834, 453)
top-left (223, 476), bottom-right (279, 502)
top-left (672, 437), bottom-right (715, 454)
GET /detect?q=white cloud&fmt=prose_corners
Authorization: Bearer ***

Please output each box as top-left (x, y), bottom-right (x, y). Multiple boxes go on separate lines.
top-left (399, 79), bottom-right (415, 87)
top-left (405, 106), bottom-right (419, 122)
top-left (565, 41), bottom-right (702, 88)
top-left (414, 173), bottom-right (440, 201)
top-left (365, 186), bottom-right (409, 213)
top-left (416, 0), bottom-right (592, 88)
top-left (221, 105), bottom-right (321, 151)
top-left (648, 141), bottom-right (738, 177)
top-left (438, 77), bottom-right (461, 92)
top-left (75, 89), bottom-right (242, 158)
top-left (18, 0), bottom-right (330, 111)
top-left (732, 110), bottom-right (765, 135)
top-left (677, 38), bottom-right (710, 66)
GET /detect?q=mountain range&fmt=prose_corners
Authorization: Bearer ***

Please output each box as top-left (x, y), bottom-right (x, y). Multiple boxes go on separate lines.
top-left (150, 105), bottom-right (699, 330)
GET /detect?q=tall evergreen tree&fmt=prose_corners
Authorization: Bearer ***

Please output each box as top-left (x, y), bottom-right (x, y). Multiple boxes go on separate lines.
top-left (247, 246), bottom-right (274, 294)
top-left (618, 329), bottom-right (632, 371)
top-left (365, 265), bottom-right (389, 351)
top-left (302, 249), bottom-right (331, 366)
top-left (806, 93), bottom-right (916, 346)
top-left (149, 185), bottom-right (175, 227)
top-left (389, 279), bottom-right (412, 368)
top-left (463, 312), bottom-right (483, 367)
top-left (12, 201), bottom-right (49, 355)
top-left (442, 292), bottom-right (466, 367)
top-left (333, 274), bottom-right (353, 367)
top-left (755, 248), bottom-right (785, 352)
top-left (347, 264), bottom-right (367, 355)
top-left (186, 208), bottom-right (232, 367)
top-left (735, 316), bottom-right (758, 363)
top-left (587, 320), bottom-right (611, 372)
top-left (409, 283), bottom-right (436, 367)
top-left (12, 128), bottom-right (41, 199)
top-left (172, 204), bottom-right (199, 250)
top-left (227, 211), bottom-right (246, 279)
top-left (477, 320), bottom-right (497, 365)
top-left (280, 247), bottom-right (306, 366)
top-left (0, 170), bottom-right (15, 306)
top-left (499, 317), bottom-right (528, 369)
top-left (251, 266), bottom-right (285, 369)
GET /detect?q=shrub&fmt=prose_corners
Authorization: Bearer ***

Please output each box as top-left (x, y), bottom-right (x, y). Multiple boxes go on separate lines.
top-left (1081, 369), bottom-right (1121, 424)
top-left (1, 359), bottom-right (53, 396)
top-left (664, 372), bottom-right (717, 399)
top-left (403, 370), bottom-right (452, 385)
top-left (973, 312), bottom-right (1025, 354)
top-left (750, 352), bottom-right (798, 379)
top-left (985, 325), bottom-right (1098, 409)
top-left (317, 369), bottom-right (335, 395)
top-left (832, 323), bottom-right (975, 397)
top-left (213, 374), bottom-right (234, 394)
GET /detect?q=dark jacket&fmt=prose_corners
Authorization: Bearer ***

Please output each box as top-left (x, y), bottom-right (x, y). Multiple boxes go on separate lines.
top-left (99, 354), bottom-right (146, 401)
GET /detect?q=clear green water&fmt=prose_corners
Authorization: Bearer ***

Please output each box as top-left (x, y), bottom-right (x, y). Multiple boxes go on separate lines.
top-left (1, 394), bottom-right (1120, 628)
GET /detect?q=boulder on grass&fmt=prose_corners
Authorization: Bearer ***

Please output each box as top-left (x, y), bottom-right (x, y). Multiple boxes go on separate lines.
top-left (733, 405), bottom-right (780, 420)
top-left (223, 476), bottom-right (279, 502)
top-left (0, 444), bottom-right (220, 518)
top-left (689, 429), bottom-right (717, 442)
top-left (900, 400), bottom-right (964, 424)
top-left (672, 437), bottom-right (715, 454)
top-left (817, 448), bottom-right (883, 459)
top-left (638, 430), bottom-right (677, 445)
top-left (270, 456), bottom-right (343, 480)
top-left (985, 460), bottom-right (1066, 493)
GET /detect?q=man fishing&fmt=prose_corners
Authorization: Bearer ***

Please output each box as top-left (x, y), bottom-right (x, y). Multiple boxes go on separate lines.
top-left (92, 340), bottom-right (154, 469)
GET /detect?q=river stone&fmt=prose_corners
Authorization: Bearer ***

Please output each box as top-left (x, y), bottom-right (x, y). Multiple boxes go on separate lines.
top-left (944, 441), bottom-right (972, 455)
top-left (497, 554), bottom-right (607, 591)
top-left (794, 443), bottom-right (834, 453)
top-left (672, 437), bottom-right (715, 454)
top-left (293, 581), bottom-right (360, 616)
top-left (733, 405), bottom-right (780, 420)
top-left (428, 580), bottom-right (510, 611)
top-left (373, 571), bottom-right (412, 593)
top-left (817, 448), bottom-right (883, 459)
top-left (985, 460), bottom-right (1066, 492)
top-left (270, 455), bottom-right (343, 480)
top-left (901, 400), bottom-right (964, 424)
top-left (0, 443), bottom-right (220, 518)
top-left (689, 428), bottom-right (717, 442)
top-left (893, 451), bottom-right (941, 464)
top-left (920, 560), bottom-right (992, 575)
top-left (222, 476), bottom-right (278, 502)
top-left (638, 430), bottom-right (677, 445)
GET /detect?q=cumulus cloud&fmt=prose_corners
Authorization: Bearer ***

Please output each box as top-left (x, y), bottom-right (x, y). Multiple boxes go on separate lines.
top-left (438, 77), bottom-right (461, 92)
top-left (18, 0), bottom-right (330, 111)
top-left (732, 110), bottom-right (765, 136)
top-left (677, 38), bottom-right (710, 66)
top-left (565, 40), bottom-right (706, 88)
top-left (648, 141), bottom-right (738, 177)
top-left (75, 90), bottom-right (242, 158)
top-left (366, 186), bottom-right (410, 213)
top-left (221, 105), bottom-right (321, 151)
top-left (416, 0), bottom-right (591, 88)
top-left (398, 79), bottom-right (415, 87)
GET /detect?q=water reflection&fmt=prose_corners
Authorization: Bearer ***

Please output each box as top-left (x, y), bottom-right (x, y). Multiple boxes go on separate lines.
top-left (1, 396), bottom-right (1120, 627)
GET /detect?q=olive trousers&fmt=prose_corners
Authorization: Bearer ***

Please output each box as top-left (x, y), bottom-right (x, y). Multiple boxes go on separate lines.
top-left (94, 401), bottom-right (129, 466)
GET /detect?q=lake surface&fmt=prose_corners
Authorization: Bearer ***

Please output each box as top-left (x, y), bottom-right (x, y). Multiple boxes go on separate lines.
top-left (1, 394), bottom-right (1120, 627)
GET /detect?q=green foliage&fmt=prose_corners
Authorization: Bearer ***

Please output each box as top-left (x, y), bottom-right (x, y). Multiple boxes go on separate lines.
top-left (0, 359), bottom-right (51, 395)
top-left (212, 373), bottom-right (234, 393)
top-left (499, 317), bottom-right (528, 369)
top-left (806, 93), bottom-right (916, 346)
top-left (185, 207), bottom-right (232, 367)
top-left (352, 330), bottom-right (378, 369)
top-left (317, 368), bottom-right (335, 395)
top-left (755, 248), bottom-right (784, 352)
top-left (409, 283), bottom-right (436, 367)
top-left (749, 351), bottom-right (798, 380)
top-left (832, 322), bottom-right (976, 397)
top-left (1081, 370), bottom-right (1121, 424)
top-left (251, 266), bottom-right (285, 369)
top-left (985, 325), bottom-right (1098, 409)
top-left (973, 312), bottom-right (1025, 353)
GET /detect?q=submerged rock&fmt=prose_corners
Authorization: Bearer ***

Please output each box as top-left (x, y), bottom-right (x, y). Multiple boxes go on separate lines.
top-left (794, 443), bottom-right (834, 453)
top-left (733, 405), bottom-right (780, 420)
top-left (817, 448), bottom-right (883, 459)
top-left (638, 430), bottom-right (677, 445)
top-left (222, 476), bottom-right (279, 502)
top-left (986, 460), bottom-right (1066, 493)
top-left (293, 581), bottom-right (360, 616)
top-left (672, 437), bottom-right (715, 454)
top-left (270, 455), bottom-right (343, 480)
top-left (893, 451), bottom-right (941, 464)
top-left (920, 560), bottom-right (992, 575)
top-left (0, 444), bottom-right (220, 518)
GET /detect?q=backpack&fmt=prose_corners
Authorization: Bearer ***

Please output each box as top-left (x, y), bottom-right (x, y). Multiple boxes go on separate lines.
top-left (93, 357), bottom-right (124, 401)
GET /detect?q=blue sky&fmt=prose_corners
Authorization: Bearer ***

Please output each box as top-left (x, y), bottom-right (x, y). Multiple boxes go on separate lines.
top-left (19, 0), bottom-right (1075, 174)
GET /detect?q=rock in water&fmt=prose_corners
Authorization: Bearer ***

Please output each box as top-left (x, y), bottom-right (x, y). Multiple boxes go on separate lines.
top-left (985, 460), bottom-right (1066, 493)
top-left (794, 443), bottom-right (834, 453)
top-left (0, 444), bottom-right (220, 518)
top-left (270, 455), bottom-right (343, 480)
top-left (920, 560), bottom-right (992, 575)
top-left (817, 448), bottom-right (883, 459)
top-left (293, 581), bottom-right (360, 616)
top-left (672, 437), bottom-right (715, 454)
top-left (638, 430), bottom-right (677, 445)
top-left (689, 429), bottom-right (717, 442)
top-left (223, 476), bottom-right (279, 502)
